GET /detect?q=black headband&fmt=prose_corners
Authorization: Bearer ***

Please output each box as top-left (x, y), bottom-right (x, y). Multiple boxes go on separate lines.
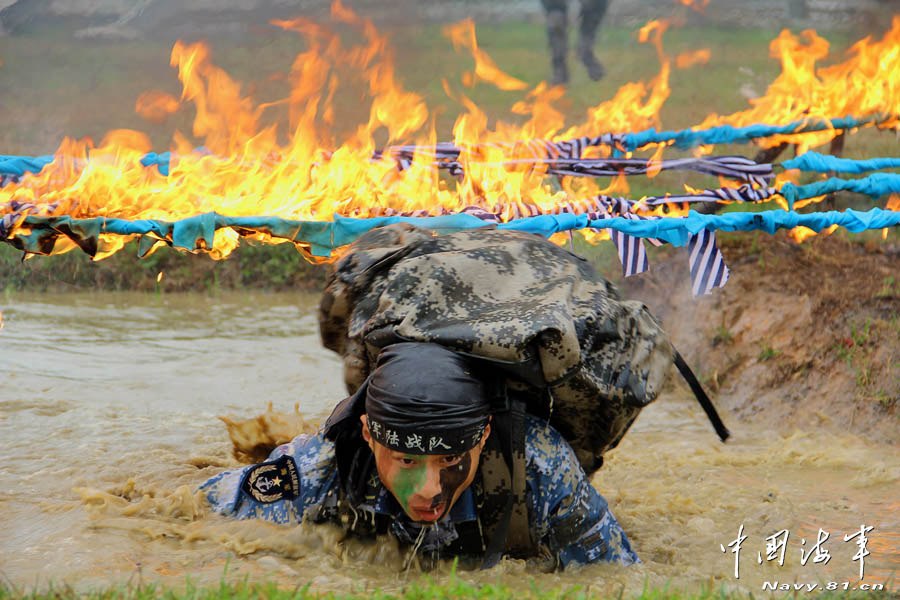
top-left (364, 343), bottom-right (492, 454)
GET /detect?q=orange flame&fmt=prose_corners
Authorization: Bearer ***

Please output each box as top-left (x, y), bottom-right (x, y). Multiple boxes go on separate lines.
top-left (135, 91), bottom-right (180, 123)
top-left (789, 223), bottom-right (838, 243)
top-left (0, 2), bottom-right (669, 258)
top-left (678, 0), bottom-right (709, 11)
top-left (693, 18), bottom-right (900, 153)
top-left (886, 194), bottom-right (900, 240)
top-left (3, 4), bottom-right (898, 261)
top-left (789, 226), bottom-right (817, 243)
top-left (443, 20), bottom-right (528, 91)
top-left (0, 3), bottom-right (682, 256)
top-left (888, 194), bottom-right (900, 212)
top-left (676, 49), bottom-right (710, 69)
top-left (556, 15), bottom-right (675, 207)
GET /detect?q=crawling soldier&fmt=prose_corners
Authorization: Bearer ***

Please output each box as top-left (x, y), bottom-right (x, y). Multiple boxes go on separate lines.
top-left (200, 342), bottom-right (638, 570)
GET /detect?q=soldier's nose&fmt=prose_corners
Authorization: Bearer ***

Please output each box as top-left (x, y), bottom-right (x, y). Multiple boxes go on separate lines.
top-left (417, 465), bottom-right (442, 500)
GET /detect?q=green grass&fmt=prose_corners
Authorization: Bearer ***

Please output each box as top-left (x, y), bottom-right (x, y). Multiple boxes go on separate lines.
top-left (830, 315), bottom-right (900, 406)
top-left (0, 21), bottom-right (860, 155)
top-left (1, 575), bottom-right (896, 600)
top-left (878, 277), bottom-right (897, 297)
top-left (712, 324), bottom-right (734, 347)
top-left (757, 343), bottom-right (781, 361)
top-left (0, 238), bottom-right (327, 293)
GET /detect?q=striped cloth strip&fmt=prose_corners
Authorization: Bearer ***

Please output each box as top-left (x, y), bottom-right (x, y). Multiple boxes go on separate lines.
top-left (640, 184), bottom-right (779, 205)
top-left (587, 197), bottom-right (652, 277)
top-left (460, 205), bottom-right (502, 223)
top-left (0, 199), bottom-right (57, 239)
top-left (496, 195), bottom-right (655, 277)
top-left (437, 156), bottom-right (773, 185)
top-left (503, 183), bottom-right (777, 212)
top-left (378, 151), bottom-right (775, 186)
top-left (0, 213), bottom-right (15, 238)
top-left (377, 135), bottom-right (619, 165)
top-left (585, 195), bottom-right (727, 293)
top-left (542, 156), bottom-right (773, 186)
top-left (688, 228), bottom-right (729, 296)
top-left (0, 174), bottom-right (20, 188)
top-left (0, 199), bottom-right (59, 215)
top-left (611, 227), bottom-right (649, 277)
top-left (459, 197), bottom-right (649, 277)
top-left (378, 137), bottom-right (774, 184)
top-left (464, 197), bottom-right (726, 293)
top-left (577, 207), bottom-right (650, 277)
top-left (379, 137), bottom-right (773, 184)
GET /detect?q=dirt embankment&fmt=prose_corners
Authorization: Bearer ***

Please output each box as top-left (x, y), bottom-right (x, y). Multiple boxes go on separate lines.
top-left (623, 231), bottom-right (900, 445)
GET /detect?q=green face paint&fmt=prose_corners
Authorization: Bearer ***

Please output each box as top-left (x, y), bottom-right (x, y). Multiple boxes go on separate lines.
top-left (392, 455), bottom-right (426, 514)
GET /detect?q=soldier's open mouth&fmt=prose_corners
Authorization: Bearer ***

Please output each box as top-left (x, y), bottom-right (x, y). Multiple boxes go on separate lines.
top-left (412, 504), bottom-right (445, 522)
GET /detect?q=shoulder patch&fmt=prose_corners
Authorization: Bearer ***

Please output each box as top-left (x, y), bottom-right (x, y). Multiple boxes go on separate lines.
top-left (240, 455), bottom-right (300, 503)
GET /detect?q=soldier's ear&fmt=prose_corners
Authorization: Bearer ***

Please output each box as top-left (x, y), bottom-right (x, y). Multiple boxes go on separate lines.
top-left (360, 414), bottom-right (372, 444)
top-left (479, 422), bottom-right (492, 449)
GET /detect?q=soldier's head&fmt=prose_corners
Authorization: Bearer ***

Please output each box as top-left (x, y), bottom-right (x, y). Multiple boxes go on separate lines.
top-left (358, 343), bottom-right (492, 523)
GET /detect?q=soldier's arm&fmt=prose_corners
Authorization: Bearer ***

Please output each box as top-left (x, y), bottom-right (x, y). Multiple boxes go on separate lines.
top-left (526, 420), bottom-right (639, 568)
top-left (199, 433), bottom-right (336, 525)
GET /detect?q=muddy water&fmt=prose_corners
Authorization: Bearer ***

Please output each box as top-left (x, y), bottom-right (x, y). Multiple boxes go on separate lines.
top-left (1, 291), bottom-right (897, 594)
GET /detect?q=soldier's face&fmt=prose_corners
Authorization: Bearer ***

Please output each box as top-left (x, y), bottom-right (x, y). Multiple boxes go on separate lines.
top-left (361, 415), bottom-right (490, 523)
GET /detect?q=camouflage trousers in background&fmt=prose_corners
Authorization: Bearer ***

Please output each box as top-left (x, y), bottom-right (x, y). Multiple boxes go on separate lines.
top-left (540, 0), bottom-right (609, 85)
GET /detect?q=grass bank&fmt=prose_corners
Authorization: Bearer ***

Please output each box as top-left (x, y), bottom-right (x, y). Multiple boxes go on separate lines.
top-left (0, 239), bottom-right (327, 293)
top-left (1, 576), bottom-right (896, 600)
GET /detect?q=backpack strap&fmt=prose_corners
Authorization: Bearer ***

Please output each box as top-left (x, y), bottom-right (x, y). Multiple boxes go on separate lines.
top-left (674, 350), bottom-right (730, 441)
top-left (479, 397), bottom-right (532, 568)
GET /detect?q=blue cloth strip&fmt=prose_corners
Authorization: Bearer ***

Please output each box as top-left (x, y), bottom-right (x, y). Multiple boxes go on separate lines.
top-left (0, 154), bottom-right (54, 177)
top-left (621, 115), bottom-right (881, 152)
top-left (783, 151), bottom-right (900, 174)
top-left (780, 173), bottom-right (900, 209)
top-left (589, 208), bottom-right (900, 247)
top-left (14, 208), bottom-right (899, 258)
top-left (0, 152), bottom-right (173, 178)
top-left (139, 152), bottom-right (172, 176)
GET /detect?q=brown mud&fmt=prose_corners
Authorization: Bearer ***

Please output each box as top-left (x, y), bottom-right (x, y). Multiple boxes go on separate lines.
top-left (623, 230), bottom-right (900, 446)
top-left (1, 233), bottom-right (898, 595)
top-left (202, 230), bottom-right (899, 593)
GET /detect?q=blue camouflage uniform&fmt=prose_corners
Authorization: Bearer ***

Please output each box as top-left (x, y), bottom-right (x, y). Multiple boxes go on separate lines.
top-left (200, 414), bottom-right (638, 568)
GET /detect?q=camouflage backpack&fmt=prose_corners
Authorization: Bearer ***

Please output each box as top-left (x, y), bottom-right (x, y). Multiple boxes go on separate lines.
top-left (318, 223), bottom-right (727, 478)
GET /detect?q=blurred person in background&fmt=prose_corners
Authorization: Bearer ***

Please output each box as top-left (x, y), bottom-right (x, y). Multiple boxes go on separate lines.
top-left (541, 0), bottom-right (609, 85)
